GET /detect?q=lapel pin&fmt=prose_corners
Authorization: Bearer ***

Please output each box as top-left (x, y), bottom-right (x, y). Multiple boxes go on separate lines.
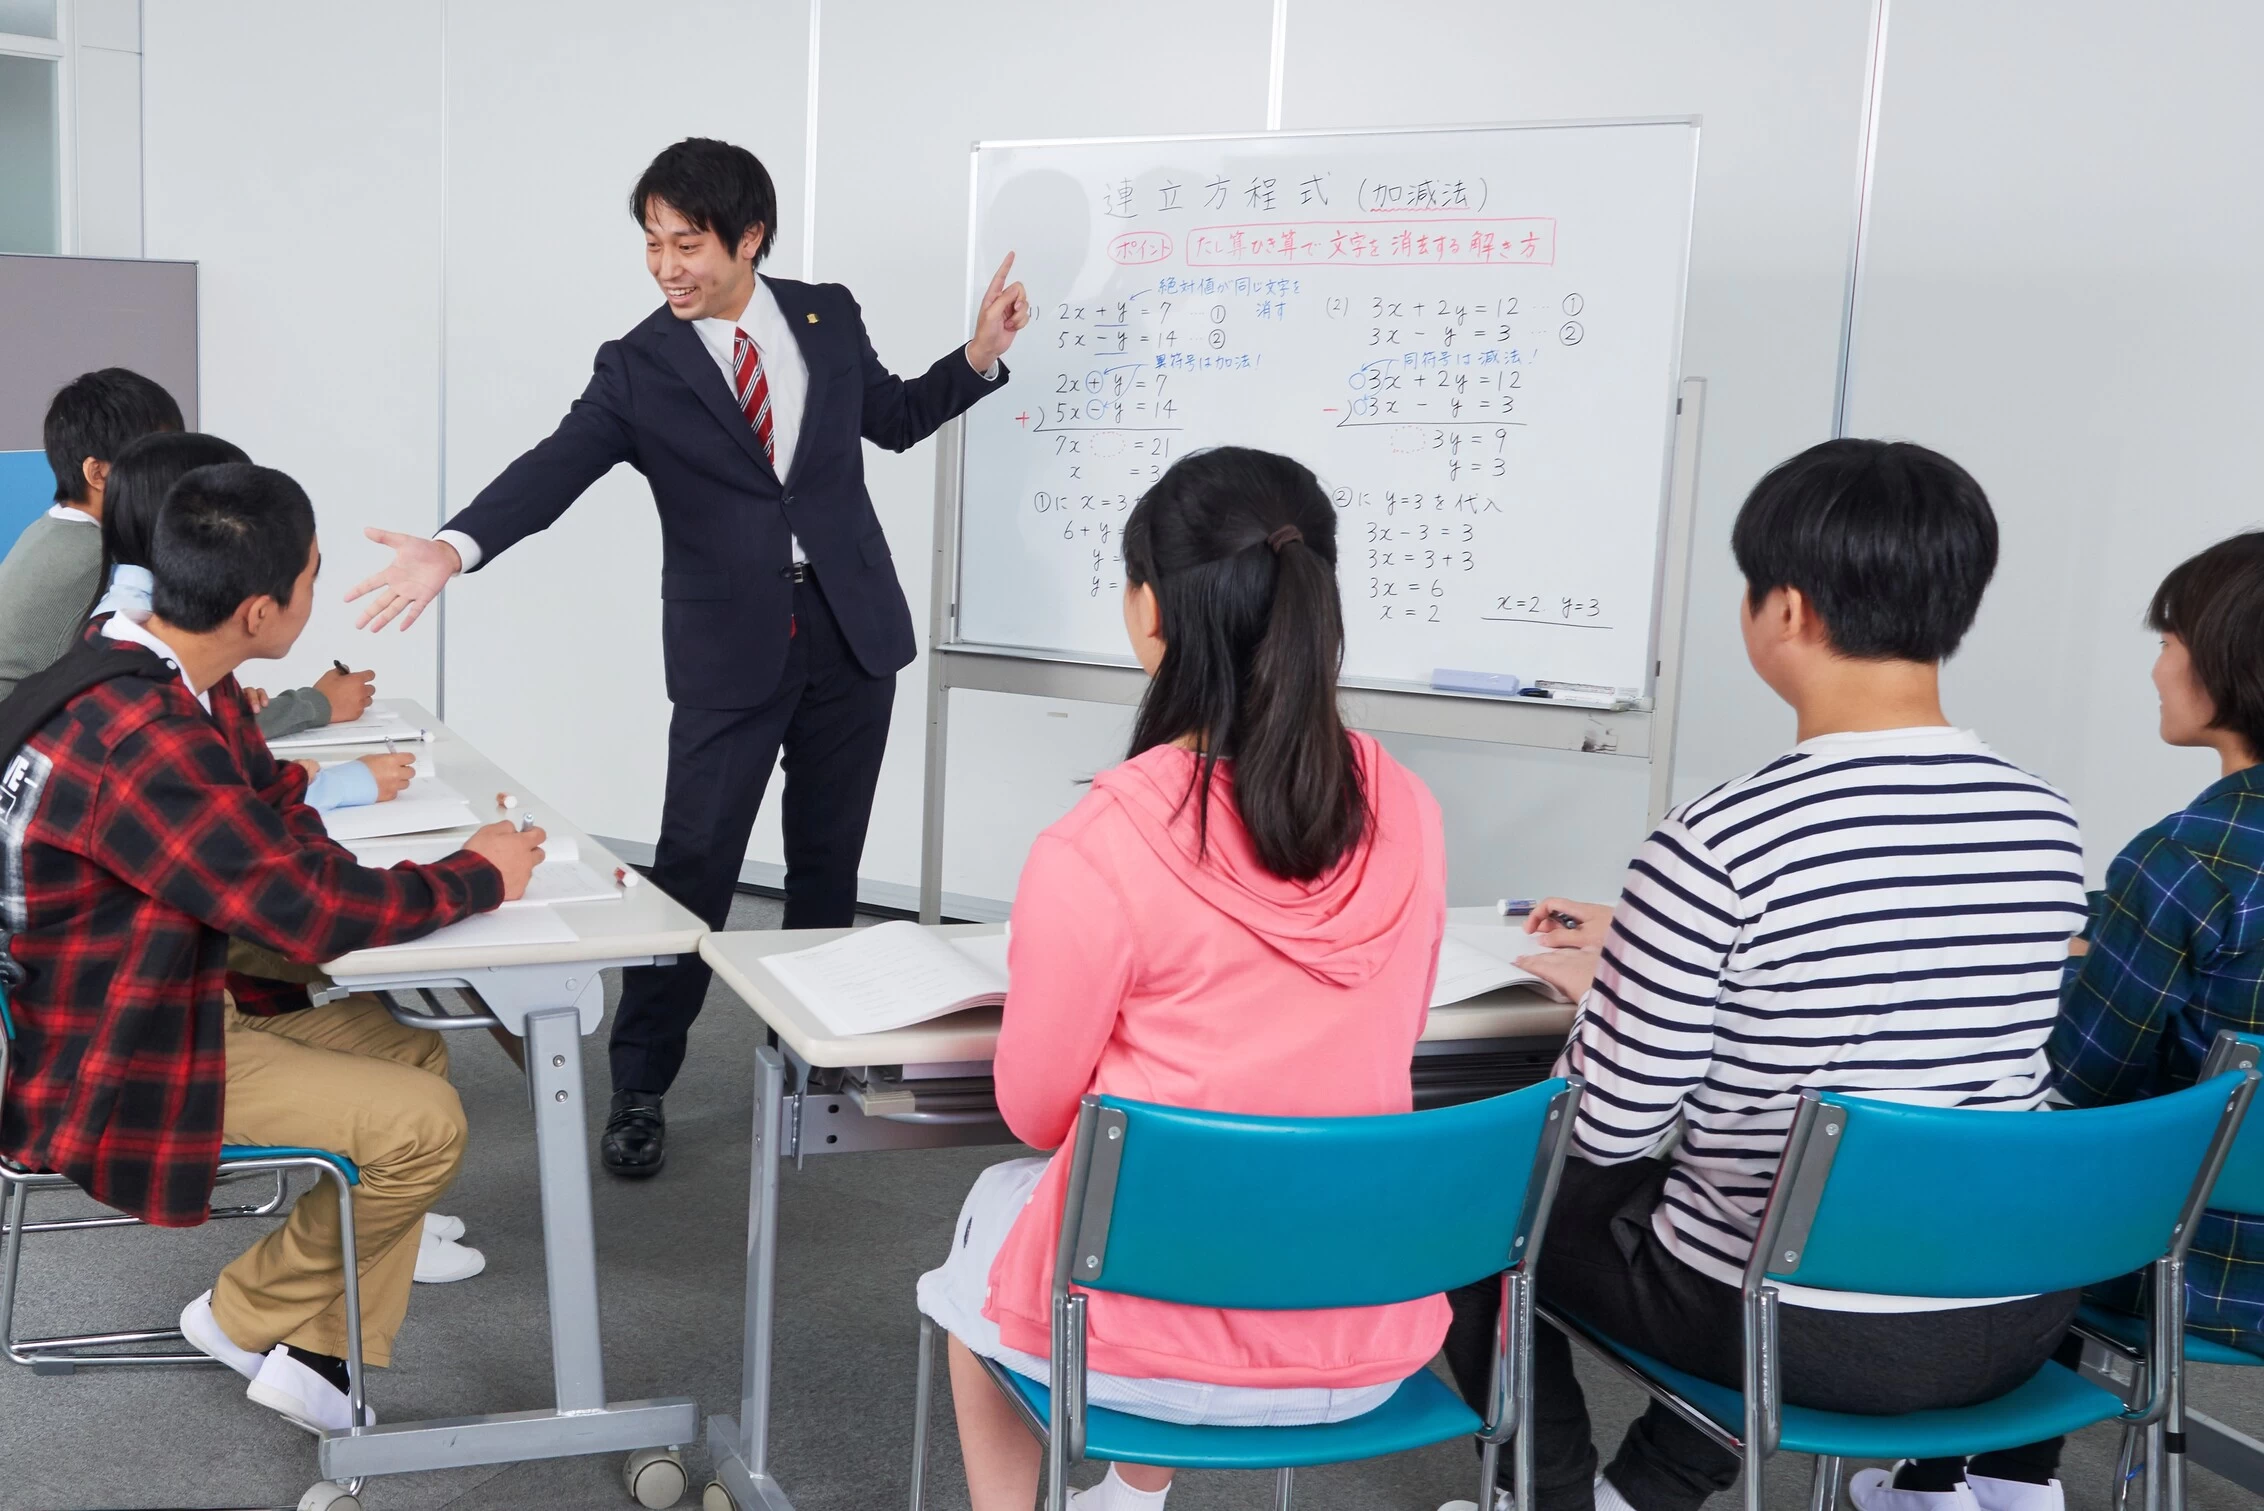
top-left (806, 312), bottom-right (819, 324)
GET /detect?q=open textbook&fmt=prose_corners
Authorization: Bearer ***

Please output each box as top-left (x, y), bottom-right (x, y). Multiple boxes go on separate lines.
top-left (764, 919), bottom-right (1562, 1039)
top-left (343, 833), bottom-right (623, 908)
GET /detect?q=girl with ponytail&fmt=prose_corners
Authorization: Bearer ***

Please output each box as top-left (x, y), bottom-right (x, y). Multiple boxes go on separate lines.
top-left (918, 447), bottom-right (1451, 1511)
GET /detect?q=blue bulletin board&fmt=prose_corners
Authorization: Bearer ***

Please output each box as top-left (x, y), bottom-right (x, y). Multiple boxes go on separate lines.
top-left (0, 450), bottom-right (51, 556)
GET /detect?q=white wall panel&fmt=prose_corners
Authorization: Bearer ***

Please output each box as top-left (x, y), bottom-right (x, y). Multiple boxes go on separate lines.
top-left (436, 0), bottom-right (809, 845)
top-left (72, 42), bottom-right (139, 256)
top-left (806, 0), bottom-right (1274, 904)
top-left (1847, 1), bottom-right (2264, 883)
top-left (143, 1), bottom-right (444, 708)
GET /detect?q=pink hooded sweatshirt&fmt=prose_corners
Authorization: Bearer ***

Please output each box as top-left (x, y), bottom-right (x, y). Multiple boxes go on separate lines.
top-left (984, 731), bottom-right (1449, 1386)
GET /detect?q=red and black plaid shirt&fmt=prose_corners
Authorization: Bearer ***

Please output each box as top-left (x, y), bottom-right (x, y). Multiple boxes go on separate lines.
top-left (0, 641), bottom-right (502, 1226)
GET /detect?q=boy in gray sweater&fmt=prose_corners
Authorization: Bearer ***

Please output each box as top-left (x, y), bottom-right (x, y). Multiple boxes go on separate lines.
top-left (0, 368), bottom-right (181, 699)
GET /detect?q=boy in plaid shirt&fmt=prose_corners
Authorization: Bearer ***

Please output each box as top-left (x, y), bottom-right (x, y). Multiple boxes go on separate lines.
top-left (1857, 531), bottom-right (2264, 1511)
top-left (0, 463), bottom-right (545, 1433)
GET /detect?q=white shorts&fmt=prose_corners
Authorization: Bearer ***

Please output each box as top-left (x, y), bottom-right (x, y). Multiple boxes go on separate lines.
top-left (916, 1157), bottom-right (1400, 1428)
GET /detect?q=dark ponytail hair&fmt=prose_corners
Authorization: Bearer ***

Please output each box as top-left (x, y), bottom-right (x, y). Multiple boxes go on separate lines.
top-left (88, 431), bottom-right (250, 618)
top-left (1122, 446), bottom-right (1365, 881)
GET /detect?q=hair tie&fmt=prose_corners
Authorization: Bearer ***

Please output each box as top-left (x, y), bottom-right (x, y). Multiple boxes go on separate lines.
top-left (1265, 524), bottom-right (1304, 554)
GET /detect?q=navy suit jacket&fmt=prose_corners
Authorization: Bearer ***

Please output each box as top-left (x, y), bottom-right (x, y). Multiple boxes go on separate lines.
top-left (444, 277), bottom-right (1006, 709)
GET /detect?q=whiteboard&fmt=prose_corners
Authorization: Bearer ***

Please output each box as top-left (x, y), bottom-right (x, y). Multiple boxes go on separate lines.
top-left (951, 120), bottom-right (1699, 700)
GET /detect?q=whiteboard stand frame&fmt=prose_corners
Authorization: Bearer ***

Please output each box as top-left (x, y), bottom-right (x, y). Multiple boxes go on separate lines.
top-left (917, 377), bottom-right (1707, 923)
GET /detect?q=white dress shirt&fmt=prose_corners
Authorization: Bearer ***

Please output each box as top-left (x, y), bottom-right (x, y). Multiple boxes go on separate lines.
top-left (46, 502), bottom-right (98, 525)
top-left (104, 612), bottom-right (210, 714)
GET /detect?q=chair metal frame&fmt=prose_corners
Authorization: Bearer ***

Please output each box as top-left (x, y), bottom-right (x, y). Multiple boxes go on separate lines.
top-left (1546, 1077), bottom-right (2256, 1511)
top-left (0, 954), bottom-right (369, 1468)
top-left (909, 1080), bottom-right (1584, 1511)
top-left (2080, 1030), bottom-right (2264, 1511)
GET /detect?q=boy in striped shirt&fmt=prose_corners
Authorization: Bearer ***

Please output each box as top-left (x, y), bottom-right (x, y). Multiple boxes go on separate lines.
top-left (1442, 440), bottom-right (2089, 1511)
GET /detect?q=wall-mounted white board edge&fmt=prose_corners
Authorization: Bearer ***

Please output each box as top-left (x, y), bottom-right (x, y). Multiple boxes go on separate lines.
top-left (919, 120), bottom-right (1706, 922)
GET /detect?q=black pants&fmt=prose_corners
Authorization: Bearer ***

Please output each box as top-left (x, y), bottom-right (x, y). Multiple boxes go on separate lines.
top-left (609, 574), bottom-right (894, 1095)
top-left (1443, 1159), bottom-right (2079, 1511)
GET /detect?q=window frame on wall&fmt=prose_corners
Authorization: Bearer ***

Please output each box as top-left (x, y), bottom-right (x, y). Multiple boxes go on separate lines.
top-left (0, 0), bottom-right (72, 254)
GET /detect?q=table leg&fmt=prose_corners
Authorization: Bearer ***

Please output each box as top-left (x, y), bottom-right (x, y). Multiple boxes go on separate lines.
top-left (2188, 1409), bottom-right (2264, 1497)
top-left (707, 1044), bottom-right (797, 1511)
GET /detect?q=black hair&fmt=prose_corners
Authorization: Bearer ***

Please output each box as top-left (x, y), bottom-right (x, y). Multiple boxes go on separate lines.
top-left (89, 431), bottom-right (250, 619)
top-left (2147, 531), bottom-right (2264, 759)
top-left (42, 367), bottom-right (184, 504)
top-left (149, 463), bottom-right (316, 634)
top-left (630, 138), bottom-right (777, 267)
top-left (1730, 437), bottom-right (1999, 662)
top-left (1122, 446), bottom-right (1365, 881)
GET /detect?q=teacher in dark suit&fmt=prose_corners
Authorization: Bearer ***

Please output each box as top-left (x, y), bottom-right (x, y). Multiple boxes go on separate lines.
top-left (349, 138), bottom-right (1028, 1177)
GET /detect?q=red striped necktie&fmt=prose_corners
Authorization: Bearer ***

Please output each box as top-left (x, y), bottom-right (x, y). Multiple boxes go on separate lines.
top-left (732, 326), bottom-right (776, 468)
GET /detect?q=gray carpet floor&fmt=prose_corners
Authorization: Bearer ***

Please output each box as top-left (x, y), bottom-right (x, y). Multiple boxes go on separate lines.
top-left (3, 892), bottom-right (2262, 1510)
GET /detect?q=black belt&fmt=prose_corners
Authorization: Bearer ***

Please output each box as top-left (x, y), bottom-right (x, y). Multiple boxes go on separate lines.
top-left (782, 562), bottom-right (813, 583)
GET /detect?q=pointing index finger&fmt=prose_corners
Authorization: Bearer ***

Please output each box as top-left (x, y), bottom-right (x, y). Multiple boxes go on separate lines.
top-left (984, 251), bottom-right (1014, 302)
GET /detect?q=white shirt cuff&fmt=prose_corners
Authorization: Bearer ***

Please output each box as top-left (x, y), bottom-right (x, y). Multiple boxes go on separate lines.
top-left (968, 353), bottom-right (1001, 381)
top-left (435, 528), bottom-right (483, 572)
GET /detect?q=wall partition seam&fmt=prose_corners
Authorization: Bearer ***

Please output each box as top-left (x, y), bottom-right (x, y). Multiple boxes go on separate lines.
top-left (801, 0), bottom-right (821, 278)
top-left (435, 0), bottom-right (450, 721)
top-left (1831, 0), bottom-right (1890, 438)
top-left (1265, 0), bottom-right (1287, 130)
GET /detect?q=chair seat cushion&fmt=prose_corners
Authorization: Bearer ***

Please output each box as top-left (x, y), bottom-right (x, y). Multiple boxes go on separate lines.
top-left (2077, 1303), bottom-right (2263, 1369)
top-left (997, 1368), bottom-right (1480, 1469)
top-left (218, 1144), bottom-right (360, 1186)
top-left (1568, 1316), bottom-right (2127, 1459)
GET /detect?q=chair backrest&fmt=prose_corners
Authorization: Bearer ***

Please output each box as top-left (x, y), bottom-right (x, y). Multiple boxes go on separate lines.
top-left (1056, 1077), bottom-right (1580, 1310)
top-left (2201, 1031), bottom-right (2264, 1216)
top-left (1755, 1073), bottom-right (2255, 1300)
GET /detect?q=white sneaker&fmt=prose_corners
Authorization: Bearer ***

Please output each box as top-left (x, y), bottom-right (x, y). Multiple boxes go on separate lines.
top-left (414, 1229), bottom-right (487, 1283)
top-left (178, 1290), bottom-right (265, 1380)
top-left (1849, 1468), bottom-right (1982, 1511)
top-left (1965, 1476), bottom-right (2064, 1511)
top-left (245, 1345), bottom-right (375, 1435)
top-left (1594, 1475), bottom-right (1640, 1511)
top-left (1435, 1493), bottom-right (1512, 1511)
top-left (422, 1211), bottom-right (464, 1243)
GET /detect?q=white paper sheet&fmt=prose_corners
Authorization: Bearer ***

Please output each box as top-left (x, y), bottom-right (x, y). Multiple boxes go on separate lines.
top-left (404, 905), bottom-right (578, 951)
top-left (270, 707), bottom-right (433, 750)
top-left (320, 777), bottom-right (478, 841)
top-left (764, 920), bottom-right (1010, 1037)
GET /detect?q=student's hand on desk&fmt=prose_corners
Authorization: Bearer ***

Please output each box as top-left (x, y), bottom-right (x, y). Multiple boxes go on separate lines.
top-left (463, 821), bottom-right (546, 901)
top-left (1522, 896), bottom-right (1612, 945)
top-left (358, 752), bottom-right (416, 801)
top-left (348, 529), bottom-right (462, 632)
top-left (317, 664), bottom-right (376, 721)
top-left (1515, 944), bottom-right (1603, 1003)
top-left (965, 252), bottom-right (1032, 372)
top-left (241, 686), bottom-right (271, 713)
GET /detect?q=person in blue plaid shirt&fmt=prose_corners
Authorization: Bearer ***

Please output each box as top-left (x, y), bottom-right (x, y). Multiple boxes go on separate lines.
top-left (1863, 531), bottom-right (2264, 1511)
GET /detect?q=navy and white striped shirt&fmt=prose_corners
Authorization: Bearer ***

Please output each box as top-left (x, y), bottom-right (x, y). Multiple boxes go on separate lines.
top-left (1555, 727), bottom-right (2088, 1307)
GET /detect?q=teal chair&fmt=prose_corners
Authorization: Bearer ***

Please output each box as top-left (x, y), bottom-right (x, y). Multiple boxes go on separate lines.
top-left (909, 1078), bottom-right (1584, 1511)
top-left (2075, 1030), bottom-right (2264, 1511)
top-left (0, 957), bottom-right (373, 1500)
top-left (1543, 1073), bottom-right (2256, 1511)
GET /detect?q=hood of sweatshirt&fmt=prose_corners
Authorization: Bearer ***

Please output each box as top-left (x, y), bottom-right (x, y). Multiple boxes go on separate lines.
top-left (1088, 731), bottom-right (1434, 989)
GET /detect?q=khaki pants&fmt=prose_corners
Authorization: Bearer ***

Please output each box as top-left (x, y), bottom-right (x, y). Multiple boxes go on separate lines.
top-left (209, 995), bottom-right (465, 1367)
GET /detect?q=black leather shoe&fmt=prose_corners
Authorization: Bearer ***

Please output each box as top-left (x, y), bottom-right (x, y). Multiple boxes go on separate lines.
top-left (602, 1091), bottom-right (666, 1178)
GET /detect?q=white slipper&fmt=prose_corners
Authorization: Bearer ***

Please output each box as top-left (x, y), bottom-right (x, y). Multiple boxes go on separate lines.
top-left (1435, 1493), bottom-right (1512, 1511)
top-left (179, 1290), bottom-right (265, 1380)
top-left (422, 1211), bottom-right (464, 1243)
top-left (245, 1345), bottom-right (375, 1435)
top-left (1849, 1468), bottom-right (1982, 1511)
top-left (414, 1229), bottom-right (487, 1283)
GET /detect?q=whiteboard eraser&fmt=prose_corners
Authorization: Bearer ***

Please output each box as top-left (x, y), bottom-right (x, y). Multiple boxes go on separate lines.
top-left (1432, 668), bottom-right (1524, 698)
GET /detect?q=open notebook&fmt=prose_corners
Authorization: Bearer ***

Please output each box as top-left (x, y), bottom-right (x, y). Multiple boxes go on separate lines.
top-left (319, 776), bottom-right (480, 842)
top-left (763, 919), bottom-right (1563, 1039)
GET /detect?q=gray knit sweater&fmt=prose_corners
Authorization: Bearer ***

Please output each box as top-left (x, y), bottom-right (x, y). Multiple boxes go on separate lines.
top-left (0, 511), bottom-right (103, 700)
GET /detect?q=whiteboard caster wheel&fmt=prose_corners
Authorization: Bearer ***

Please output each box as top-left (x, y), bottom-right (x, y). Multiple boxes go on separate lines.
top-left (298, 1484), bottom-right (361, 1511)
top-left (625, 1446), bottom-right (688, 1508)
top-left (703, 1482), bottom-right (740, 1511)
